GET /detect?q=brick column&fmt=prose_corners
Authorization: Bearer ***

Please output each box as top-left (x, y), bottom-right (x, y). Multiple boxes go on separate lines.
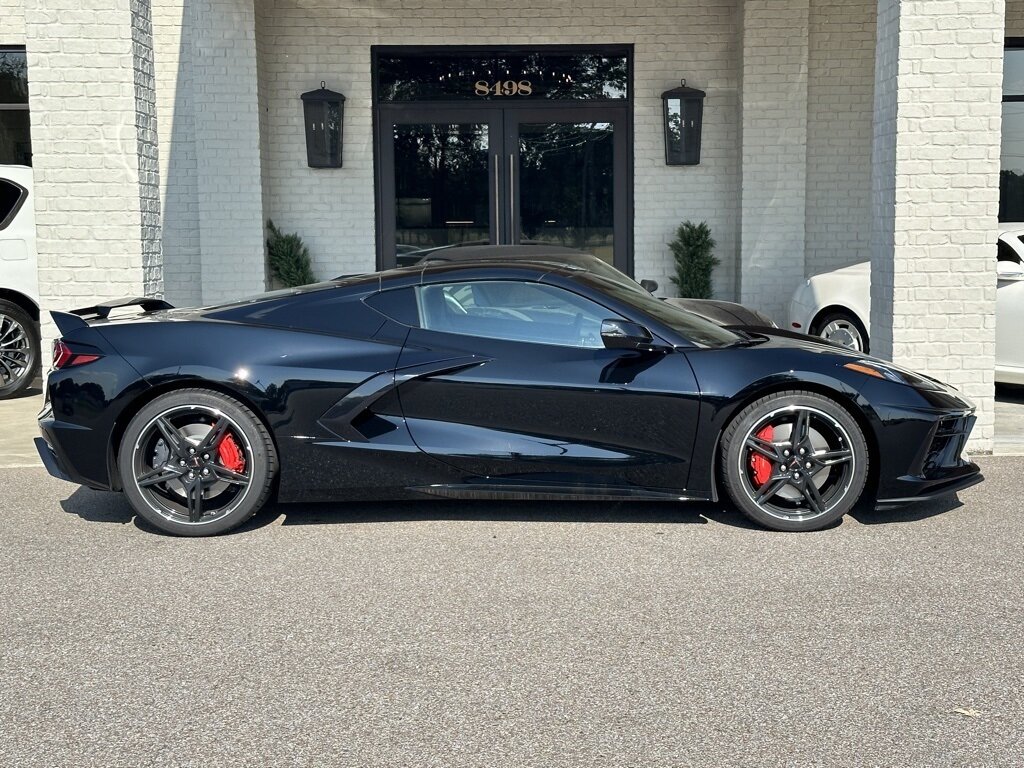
top-left (189, 0), bottom-right (266, 304)
top-left (739, 0), bottom-right (810, 323)
top-left (24, 0), bottom-right (162, 337)
top-left (871, 0), bottom-right (1004, 451)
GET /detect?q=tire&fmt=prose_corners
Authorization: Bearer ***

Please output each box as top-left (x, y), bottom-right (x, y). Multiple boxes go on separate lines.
top-left (811, 310), bottom-right (869, 354)
top-left (118, 388), bottom-right (277, 536)
top-left (719, 391), bottom-right (869, 532)
top-left (0, 299), bottom-right (40, 400)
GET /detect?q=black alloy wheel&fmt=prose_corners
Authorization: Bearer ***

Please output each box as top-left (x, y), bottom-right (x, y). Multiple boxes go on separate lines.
top-left (720, 391), bottom-right (869, 532)
top-left (0, 300), bottom-right (39, 399)
top-left (118, 389), bottom-right (277, 536)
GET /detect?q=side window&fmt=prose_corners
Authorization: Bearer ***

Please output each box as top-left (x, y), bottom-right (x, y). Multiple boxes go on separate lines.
top-left (0, 179), bottom-right (26, 231)
top-left (364, 286), bottom-right (420, 327)
top-left (997, 238), bottom-right (1023, 265)
top-left (416, 280), bottom-right (619, 348)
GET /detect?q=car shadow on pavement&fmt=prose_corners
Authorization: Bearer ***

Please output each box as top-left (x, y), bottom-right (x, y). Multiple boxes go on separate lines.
top-left (57, 485), bottom-right (766, 533)
top-left (848, 494), bottom-right (963, 525)
top-left (255, 499), bottom-right (739, 530)
top-left (59, 487), bottom-right (136, 525)
top-left (58, 486), bottom-right (964, 535)
top-left (3, 385), bottom-right (42, 400)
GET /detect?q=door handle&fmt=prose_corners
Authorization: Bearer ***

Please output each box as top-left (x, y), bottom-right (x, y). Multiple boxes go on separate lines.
top-left (508, 153), bottom-right (516, 243)
top-left (493, 153), bottom-right (501, 243)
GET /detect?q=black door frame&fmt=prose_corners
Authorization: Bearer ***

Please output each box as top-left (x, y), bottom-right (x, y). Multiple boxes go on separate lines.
top-left (377, 104), bottom-right (504, 265)
top-left (372, 45), bottom-right (634, 275)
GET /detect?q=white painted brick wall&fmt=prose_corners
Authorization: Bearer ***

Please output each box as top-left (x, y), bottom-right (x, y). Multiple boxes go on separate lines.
top-left (740, 0), bottom-right (810, 322)
top-left (253, 0), bottom-right (742, 299)
top-left (189, 0), bottom-right (265, 303)
top-left (23, 0), bottom-right (160, 343)
top-left (132, 0), bottom-right (162, 297)
top-left (152, 0), bottom-right (201, 306)
top-left (0, 0), bottom-right (26, 43)
top-left (806, 0), bottom-right (876, 275)
top-left (871, 0), bottom-right (1004, 452)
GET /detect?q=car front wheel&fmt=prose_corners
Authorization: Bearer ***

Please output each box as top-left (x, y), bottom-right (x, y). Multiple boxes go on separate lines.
top-left (719, 391), bottom-right (869, 532)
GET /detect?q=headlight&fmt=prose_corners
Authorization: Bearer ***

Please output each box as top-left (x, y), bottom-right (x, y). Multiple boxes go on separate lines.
top-left (843, 360), bottom-right (945, 391)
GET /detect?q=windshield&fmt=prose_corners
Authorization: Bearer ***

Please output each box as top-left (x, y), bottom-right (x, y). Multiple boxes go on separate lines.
top-left (576, 256), bottom-right (650, 294)
top-left (578, 275), bottom-right (744, 348)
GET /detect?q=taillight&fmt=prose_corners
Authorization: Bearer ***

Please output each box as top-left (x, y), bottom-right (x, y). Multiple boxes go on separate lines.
top-left (52, 339), bottom-right (102, 369)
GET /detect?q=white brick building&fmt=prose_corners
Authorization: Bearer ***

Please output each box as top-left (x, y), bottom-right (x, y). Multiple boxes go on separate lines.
top-left (0, 0), bottom-right (1020, 451)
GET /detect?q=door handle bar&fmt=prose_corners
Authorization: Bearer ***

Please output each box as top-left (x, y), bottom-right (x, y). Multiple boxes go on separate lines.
top-left (493, 154), bottom-right (501, 244)
top-left (508, 153), bottom-right (516, 244)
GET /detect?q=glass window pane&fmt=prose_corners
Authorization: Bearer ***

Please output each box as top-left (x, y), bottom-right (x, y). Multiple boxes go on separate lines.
top-left (0, 110), bottom-right (31, 166)
top-left (377, 50), bottom-right (628, 102)
top-left (0, 178), bottom-right (25, 228)
top-left (1005, 48), bottom-right (1024, 97)
top-left (1001, 102), bottom-right (1024, 222)
top-left (518, 122), bottom-right (615, 264)
top-left (0, 49), bottom-right (28, 104)
top-left (417, 280), bottom-right (618, 348)
top-left (393, 123), bottom-right (490, 262)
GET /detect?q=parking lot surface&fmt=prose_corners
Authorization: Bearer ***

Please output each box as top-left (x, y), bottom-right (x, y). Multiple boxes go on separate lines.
top-left (1, 458), bottom-right (1022, 767)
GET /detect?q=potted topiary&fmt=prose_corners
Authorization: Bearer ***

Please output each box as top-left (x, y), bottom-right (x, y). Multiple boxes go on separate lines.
top-left (669, 220), bottom-right (719, 299)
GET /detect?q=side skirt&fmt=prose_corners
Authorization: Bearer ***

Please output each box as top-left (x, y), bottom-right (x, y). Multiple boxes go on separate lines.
top-left (407, 483), bottom-right (708, 503)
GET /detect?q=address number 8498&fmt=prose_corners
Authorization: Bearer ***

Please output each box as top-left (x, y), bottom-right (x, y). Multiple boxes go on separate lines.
top-left (474, 79), bottom-right (533, 96)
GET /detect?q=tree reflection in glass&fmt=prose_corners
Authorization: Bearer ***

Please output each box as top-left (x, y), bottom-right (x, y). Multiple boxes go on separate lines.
top-left (518, 122), bottom-right (615, 264)
top-left (393, 123), bottom-right (490, 258)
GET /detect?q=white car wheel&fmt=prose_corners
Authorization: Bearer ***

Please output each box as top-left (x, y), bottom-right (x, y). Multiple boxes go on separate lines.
top-left (813, 312), bottom-right (869, 353)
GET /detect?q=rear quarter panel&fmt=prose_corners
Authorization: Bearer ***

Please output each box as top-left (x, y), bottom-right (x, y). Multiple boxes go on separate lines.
top-left (95, 317), bottom-right (414, 497)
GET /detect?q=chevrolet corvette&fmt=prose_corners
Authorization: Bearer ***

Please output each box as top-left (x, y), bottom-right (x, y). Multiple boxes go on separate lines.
top-left (37, 254), bottom-right (982, 535)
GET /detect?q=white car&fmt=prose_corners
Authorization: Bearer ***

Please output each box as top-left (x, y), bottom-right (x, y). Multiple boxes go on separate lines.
top-left (0, 164), bottom-right (40, 398)
top-left (788, 228), bottom-right (1024, 385)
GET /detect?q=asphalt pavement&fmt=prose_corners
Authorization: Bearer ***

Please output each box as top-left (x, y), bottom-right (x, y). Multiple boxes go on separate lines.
top-left (1, 458), bottom-right (1022, 767)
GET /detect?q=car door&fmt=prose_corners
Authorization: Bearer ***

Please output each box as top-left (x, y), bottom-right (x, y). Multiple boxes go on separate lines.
top-left (997, 238), bottom-right (1024, 377)
top-left (381, 278), bottom-right (702, 492)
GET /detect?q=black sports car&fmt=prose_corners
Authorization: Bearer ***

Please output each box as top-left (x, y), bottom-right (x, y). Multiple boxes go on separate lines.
top-left (37, 257), bottom-right (981, 536)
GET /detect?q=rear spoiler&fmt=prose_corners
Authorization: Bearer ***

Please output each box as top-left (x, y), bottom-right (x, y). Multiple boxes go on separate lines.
top-left (51, 296), bottom-right (174, 336)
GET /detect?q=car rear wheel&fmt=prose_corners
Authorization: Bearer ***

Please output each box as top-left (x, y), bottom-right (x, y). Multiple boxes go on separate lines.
top-left (118, 389), bottom-right (277, 536)
top-left (812, 310), bottom-right (869, 353)
top-left (719, 391), bottom-right (869, 532)
top-left (0, 300), bottom-right (39, 400)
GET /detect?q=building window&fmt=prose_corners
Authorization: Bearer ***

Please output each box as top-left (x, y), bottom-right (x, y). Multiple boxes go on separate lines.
top-left (375, 48), bottom-right (629, 103)
top-left (1001, 42), bottom-right (1024, 221)
top-left (0, 46), bottom-right (30, 166)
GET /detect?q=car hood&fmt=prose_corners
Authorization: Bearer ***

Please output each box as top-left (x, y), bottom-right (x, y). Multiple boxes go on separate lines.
top-left (811, 261), bottom-right (869, 280)
top-left (665, 298), bottom-right (774, 327)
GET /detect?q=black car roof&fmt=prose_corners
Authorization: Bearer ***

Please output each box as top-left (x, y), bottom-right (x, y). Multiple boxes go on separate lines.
top-left (416, 244), bottom-right (592, 262)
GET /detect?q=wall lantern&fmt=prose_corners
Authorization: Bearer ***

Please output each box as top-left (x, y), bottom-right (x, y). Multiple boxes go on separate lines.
top-left (301, 81), bottom-right (346, 168)
top-left (661, 80), bottom-right (705, 166)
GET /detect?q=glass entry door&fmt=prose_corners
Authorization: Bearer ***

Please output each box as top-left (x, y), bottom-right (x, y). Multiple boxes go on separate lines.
top-left (378, 103), bottom-right (630, 271)
top-left (505, 107), bottom-right (627, 269)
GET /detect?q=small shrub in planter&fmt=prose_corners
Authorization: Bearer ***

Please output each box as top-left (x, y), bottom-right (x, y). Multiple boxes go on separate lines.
top-left (669, 220), bottom-right (719, 299)
top-left (266, 219), bottom-right (316, 288)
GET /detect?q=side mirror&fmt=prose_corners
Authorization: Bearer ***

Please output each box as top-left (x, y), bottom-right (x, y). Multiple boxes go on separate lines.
top-left (639, 279), bottom-right (659, 294)
top-left (601, 319), bottom-right (661, 351)
top-left (997, 260), bottom-right (1024, 280)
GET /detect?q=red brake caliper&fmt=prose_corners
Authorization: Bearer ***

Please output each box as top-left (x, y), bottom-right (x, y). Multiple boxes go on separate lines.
top-left (217, 434), bottom-right (246, 474)
top-left (750, 426), bottom-right (774, 487)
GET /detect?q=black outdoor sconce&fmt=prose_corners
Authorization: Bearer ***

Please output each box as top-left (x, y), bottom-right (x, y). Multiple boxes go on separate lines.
top-left (661, 80), bottom-right (705, 166)
top-left (301, 81), bottom-right (346, 168)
